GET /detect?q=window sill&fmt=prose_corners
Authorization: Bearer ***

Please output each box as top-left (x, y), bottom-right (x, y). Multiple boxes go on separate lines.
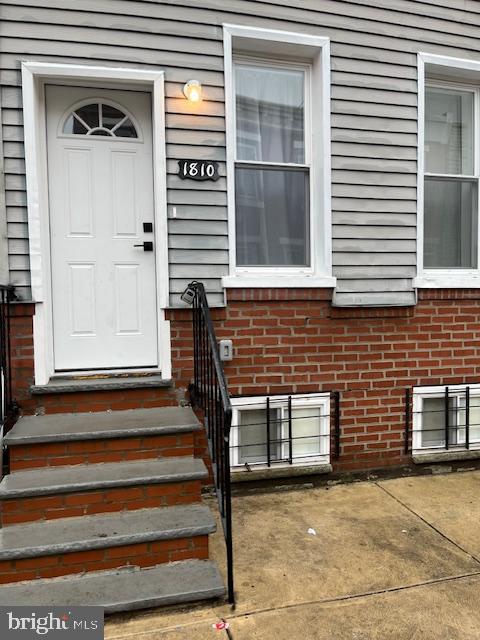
top-left (412, 449), bottom-right (480, 464)
top-left (414, 273), bottom-right (480, 288)
top-left (231, 462), bottom-right (332, 482)
top-left (222, 275), bottom-right (337, 288)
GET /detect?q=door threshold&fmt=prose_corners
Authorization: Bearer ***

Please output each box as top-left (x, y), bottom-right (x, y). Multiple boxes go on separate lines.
top-left (31, 373), bottom-right (171, 395)
top-left (51, 369), bottom-right (162, 379)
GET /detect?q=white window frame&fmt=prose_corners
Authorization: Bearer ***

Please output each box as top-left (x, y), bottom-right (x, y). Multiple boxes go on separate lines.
top-left (412, 383), bottom-right (480, 453)
top-left (222, 24), bottom-right (335, 289)
top-left (416, 52), bottom-right (480, 288)
top-left (230, 393), bottom-right (330, 469)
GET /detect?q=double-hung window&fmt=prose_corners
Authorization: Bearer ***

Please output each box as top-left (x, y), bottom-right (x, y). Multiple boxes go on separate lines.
top-left (423, 83), bottom-right (479, 271)
top-left (223, 25), bottom-right (333, 286)
top-left (233, 59), bottom-right (311, 269)
top-left (413, 384), bottom-right (480, 452)
top-left (230, 394), bottom-right (330, 469)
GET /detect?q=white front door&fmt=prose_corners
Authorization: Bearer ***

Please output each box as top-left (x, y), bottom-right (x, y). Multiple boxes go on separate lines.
top-left (46, 85), bottom-right (159, 371)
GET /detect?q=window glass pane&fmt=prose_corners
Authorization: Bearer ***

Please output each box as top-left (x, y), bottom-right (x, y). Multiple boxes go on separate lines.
top-left (421, 397), bottom-right (457, 448)
top-left (291, 407), bottom-right (323, 457)
top-left (457, 394), bottom-right (480, 444)
top-left (469, 396), bottom-right (480, 443)
top-left (235, 167), bottom-right (309, 267)
top-left (113, 118), bottom-right (138, 138)
top-left (424, 178), bottom-right (477, 268)
top-left (425, 88), bottom-right (474, 175)
top-left (75, 103), bottom-right (100, 129)
top-left (101, 103), bottom-right (126, 129)
top-left (63, 115), bottom-right (88, 135)
top-left (238, 408), bottom-right (280, 464)
top-left (235, 64), bottom-right (305, 164)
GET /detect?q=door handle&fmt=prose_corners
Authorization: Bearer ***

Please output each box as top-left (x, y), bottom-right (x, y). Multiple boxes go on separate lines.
top-left (133, 241), bottom-right (153, 251)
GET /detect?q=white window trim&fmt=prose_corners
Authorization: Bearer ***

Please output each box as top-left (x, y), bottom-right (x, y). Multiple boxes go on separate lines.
top-left (222, 24), bottom-right (335, 289)
top-left (416, 52), bottom-right (480, 289)
top-left (412, 383), bottom-right (480, 454)
top-left (230, 393), bottom-right (331, 470)
top-left (21, 61), bottom-right (171, 384)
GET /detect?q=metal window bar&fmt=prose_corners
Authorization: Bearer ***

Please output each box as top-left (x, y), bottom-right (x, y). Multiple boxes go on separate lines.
top-left (407, 386), bottom-right (479, 452)
top-left (444, 386), bottom-right (450, 450)
top-left (186, 281), bottom-right (234, 606)
top-left (466, 386), bottom-right (470, 450)
top-left (405, 388), bottom-right (411, 455)
top-left (266, 396), bottom-right (271, 468)
top-left (333, 390), bottom-right (341, 460)
top-left (288, 395), bottom-right (293, 464)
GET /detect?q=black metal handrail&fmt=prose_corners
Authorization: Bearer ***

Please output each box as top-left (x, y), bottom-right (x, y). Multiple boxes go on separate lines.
top-left (183, 281), bottom-right (234, 605)
top-left (0, 285), bottom-right (15, 426)
top-left (1, 285), bottom-right (16, 476)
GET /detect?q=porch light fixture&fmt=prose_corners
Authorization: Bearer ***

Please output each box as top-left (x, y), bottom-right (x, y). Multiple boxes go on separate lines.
top-left (183, 79), bottom-right (202, 103)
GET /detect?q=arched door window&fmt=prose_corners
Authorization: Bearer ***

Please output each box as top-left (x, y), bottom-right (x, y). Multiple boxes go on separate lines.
top-left (63, 102), bottom-right (138, 138)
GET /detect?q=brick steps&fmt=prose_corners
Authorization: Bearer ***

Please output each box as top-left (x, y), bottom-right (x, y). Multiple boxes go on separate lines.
top-left (0, 505), bottom-right (214, 583)
top-left (5, 407), bottom-right (200, 470)
top-left (0, 407), bottom-right (224, 610)
top-left (0, 457), bottom-right (206, 525)
top-left (0, 560), bottom-right (225, 612)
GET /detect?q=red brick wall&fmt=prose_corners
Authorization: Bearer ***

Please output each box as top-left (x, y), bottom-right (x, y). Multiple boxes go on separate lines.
top-left (167, 288), bottom-right (480, 473)
top-left (9, 303), bottom-right (35, 413)
top-left (10, 290), bottom-right (480, 476)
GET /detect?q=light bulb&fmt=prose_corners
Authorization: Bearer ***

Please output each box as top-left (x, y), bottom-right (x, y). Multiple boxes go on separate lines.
top-left (183, 80), bottom-right (202, 103)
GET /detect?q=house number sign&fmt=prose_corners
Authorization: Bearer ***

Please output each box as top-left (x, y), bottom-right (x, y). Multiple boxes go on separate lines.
top-left (178, 160), bottom-right (220, 181)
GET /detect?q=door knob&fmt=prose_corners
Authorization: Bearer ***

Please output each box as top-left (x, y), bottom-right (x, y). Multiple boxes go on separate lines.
top-left (133, 241), bottom-right (153, 251)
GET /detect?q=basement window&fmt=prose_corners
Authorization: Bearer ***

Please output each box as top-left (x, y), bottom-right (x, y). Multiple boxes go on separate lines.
top-left (412, 384), bottom-right (480, 452)
top-left (230, 393), bottom-right (330, 469)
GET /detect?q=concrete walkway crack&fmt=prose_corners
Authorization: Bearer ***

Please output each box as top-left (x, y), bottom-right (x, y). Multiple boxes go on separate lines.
top-left (375, 481), bottom-right (480, 566)
top-left (106, 571), bottom-right (480, 639)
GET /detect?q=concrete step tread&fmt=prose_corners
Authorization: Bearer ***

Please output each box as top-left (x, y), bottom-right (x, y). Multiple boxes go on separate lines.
top-left (0, 457), bottom-right (207, 499)
top-left (5, 407), bottom-right (200, 445)
top-left (0, 504), bottom-right (216, 561)
top-left (0, 560), bottom-right (225, 612)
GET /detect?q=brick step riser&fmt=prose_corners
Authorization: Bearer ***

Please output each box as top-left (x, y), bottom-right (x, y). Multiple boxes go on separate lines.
top-left (9, 433), bottom-right (195, 471)
top-left (0, 535), bottom-right (209, 584)
top-left (1, 480), bottom-right (202, 526)
top-left (21, 387), bottom-right (178, 416)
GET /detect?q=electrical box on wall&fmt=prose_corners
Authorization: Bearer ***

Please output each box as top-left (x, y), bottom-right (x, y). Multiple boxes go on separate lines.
top-left (219, 339), bottom-right (233, 361)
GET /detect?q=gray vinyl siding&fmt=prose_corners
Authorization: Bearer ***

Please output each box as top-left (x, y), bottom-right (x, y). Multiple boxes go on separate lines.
top-left (1, 1), bottom-right (480, 305)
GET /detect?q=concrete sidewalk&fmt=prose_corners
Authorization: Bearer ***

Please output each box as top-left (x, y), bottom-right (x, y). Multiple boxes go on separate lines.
top-left (105, 470), bottom-right (480, 639)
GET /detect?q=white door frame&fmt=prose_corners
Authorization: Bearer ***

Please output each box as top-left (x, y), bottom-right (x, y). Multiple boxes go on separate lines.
top-left (22, 61), bottom-right (171, 384)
